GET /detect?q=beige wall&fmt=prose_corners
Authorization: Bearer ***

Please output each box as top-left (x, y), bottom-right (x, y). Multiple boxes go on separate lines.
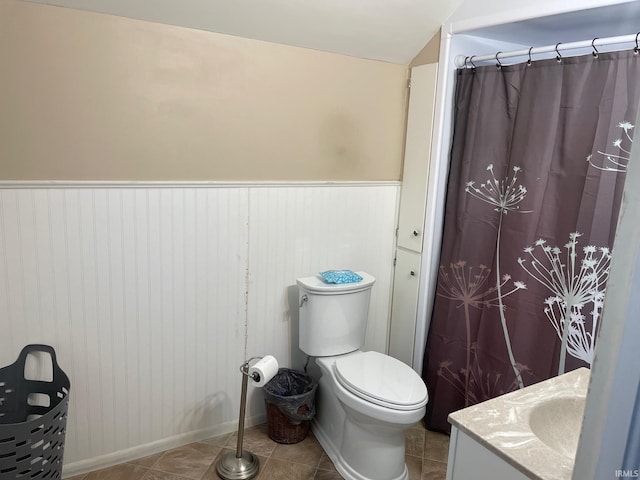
top-left (0, 1), bottom-right (409, 181)
top-left (410, 30), bottom-right (441, 67)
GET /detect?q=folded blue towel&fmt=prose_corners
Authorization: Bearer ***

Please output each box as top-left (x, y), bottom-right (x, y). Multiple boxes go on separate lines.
top-left (320, 270), bottom-right (363, 284)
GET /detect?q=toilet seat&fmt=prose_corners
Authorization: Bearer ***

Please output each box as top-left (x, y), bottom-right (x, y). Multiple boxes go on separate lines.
top-left (334, 351), bottom-right (428, 411)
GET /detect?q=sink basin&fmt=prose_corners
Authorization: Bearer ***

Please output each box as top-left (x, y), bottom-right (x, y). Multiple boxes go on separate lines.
top-left (528, 396), bottom-right (586, 459)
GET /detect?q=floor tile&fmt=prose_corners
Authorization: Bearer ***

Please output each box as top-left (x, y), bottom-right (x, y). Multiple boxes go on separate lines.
top-left (405, 427), bottom-right (426, 457)
top-left (405, 454), bottom-right (423, 480)
top-left (84, 463), bottom-right (149, 480)
top-left (421, 459), bottom-right (447, 480)
top-left (67, 422), bottom-right (448, 480)
top-left (413, 420), bottom-right (427, 431)
top-left (256, 458), bottom-right (316, 480)
top-left (226, 424), bottom-right (277, 458)
top-left (423, 430), bottom-right (450, 463)
top-left (143, 470), bottom-right (193, 480)
top-left (314, 469), bottom-right (344, 480)
top-left (201, 447), bottom-right (269, 480)
top-left (317, 453), bottom-right (337, 472)
top-left (129, 452), bottom-right (164, 468)
top-left (202, 433), bottom-right (232, 447)
top-left (152, 442), bottom-right (221, 479)
top-left (270, 434), bottom-right (323, 467)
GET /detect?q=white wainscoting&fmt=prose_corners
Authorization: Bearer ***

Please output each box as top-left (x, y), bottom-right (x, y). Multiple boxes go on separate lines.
top-left (0, 182), bottom-right (399, 475)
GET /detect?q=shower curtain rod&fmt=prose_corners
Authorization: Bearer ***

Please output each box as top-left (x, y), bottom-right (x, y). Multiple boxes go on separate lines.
top-left (455, 32), bottom-right (640, 67)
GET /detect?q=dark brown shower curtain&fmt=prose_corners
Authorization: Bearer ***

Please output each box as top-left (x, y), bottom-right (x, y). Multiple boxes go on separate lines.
top-left (423, 50), bottom-right (640, 432)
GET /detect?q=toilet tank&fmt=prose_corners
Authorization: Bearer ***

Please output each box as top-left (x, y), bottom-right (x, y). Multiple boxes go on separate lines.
top-left (296, 272), bottom-right (376, 357)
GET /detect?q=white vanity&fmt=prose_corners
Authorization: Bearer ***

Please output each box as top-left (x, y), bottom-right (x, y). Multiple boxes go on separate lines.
top-left (445, 368), bottom-right (589, 480)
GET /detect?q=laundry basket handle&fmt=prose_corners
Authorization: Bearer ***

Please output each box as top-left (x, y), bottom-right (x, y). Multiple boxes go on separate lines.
top-left (15, 344), bottom-right (70, 388)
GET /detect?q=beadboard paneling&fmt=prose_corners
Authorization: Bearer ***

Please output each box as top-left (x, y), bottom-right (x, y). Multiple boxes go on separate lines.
top-left (0, 183), bottom-right (399, 471)
top-left (246, 185), bottom-right (398, 370)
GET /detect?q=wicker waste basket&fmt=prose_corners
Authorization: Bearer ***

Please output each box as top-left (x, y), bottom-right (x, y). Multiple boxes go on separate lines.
top-left (263, 368), bottom-right (317, 444)
top-left (0, 345), bottom-right (71, 480)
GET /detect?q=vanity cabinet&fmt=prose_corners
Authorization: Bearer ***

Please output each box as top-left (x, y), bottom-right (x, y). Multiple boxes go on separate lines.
top-left (446, 427), bottom-right (529, 480)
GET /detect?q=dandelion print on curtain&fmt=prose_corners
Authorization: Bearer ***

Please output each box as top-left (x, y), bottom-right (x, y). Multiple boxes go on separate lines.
top-left (423, 50), bottom-right (640, 432)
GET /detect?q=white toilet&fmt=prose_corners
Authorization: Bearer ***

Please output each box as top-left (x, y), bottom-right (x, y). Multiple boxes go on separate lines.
top-left (296, 272), bottom-right (428, 480)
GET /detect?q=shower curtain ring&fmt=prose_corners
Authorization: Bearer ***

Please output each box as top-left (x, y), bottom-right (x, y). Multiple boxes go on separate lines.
top-left (555, 43), bottom-right (563, 62)
top-left (592, 38), bottom-right (599, 58)
top-left (469, 56), bottom-right (477, 71)
top-left (495, 51), bottom-right (503, 69)
top-left (463, 56), bottom-right (470, 69)
top-left (527, 47), bottom-right (533, 66)
top-left (634, 32), bottom-right (639, 55)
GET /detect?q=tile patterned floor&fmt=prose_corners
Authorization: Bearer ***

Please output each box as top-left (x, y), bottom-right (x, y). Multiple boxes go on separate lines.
top-left (66, 422), bottom-right (449, 480)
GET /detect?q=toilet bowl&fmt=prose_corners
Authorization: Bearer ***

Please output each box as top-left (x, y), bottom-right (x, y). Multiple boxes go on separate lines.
top-left (312, 351), bottom-right (427, 480)
top-left (296, 272), bottom-right (429, 480)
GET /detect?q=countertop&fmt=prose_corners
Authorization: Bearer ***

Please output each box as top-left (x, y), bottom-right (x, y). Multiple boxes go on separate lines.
top-left (448, 367), bottom-right (590, 480)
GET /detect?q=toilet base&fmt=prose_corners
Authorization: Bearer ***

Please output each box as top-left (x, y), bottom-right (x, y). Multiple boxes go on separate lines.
top-left (312, 419), bottom-right (409, 480)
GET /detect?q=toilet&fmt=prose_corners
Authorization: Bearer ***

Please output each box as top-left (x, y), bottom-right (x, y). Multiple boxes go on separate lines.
top-left (296, 272), bottom-right (428, 480)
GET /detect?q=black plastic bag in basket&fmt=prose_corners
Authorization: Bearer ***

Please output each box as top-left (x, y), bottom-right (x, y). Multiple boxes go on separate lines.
top-left (0, 344), bottom-right (71, 480)
top-left (263, 368), bottom-right (317, 424)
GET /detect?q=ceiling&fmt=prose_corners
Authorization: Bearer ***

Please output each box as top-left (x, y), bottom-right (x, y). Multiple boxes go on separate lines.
top-left (22, 0), bottom-right (463, 64)
top-left (462, 1), bottom-right (640, 46)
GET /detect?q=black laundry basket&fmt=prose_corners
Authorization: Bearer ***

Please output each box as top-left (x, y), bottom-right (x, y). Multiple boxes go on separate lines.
top-left (263, 368), bottom-right (317, 444)
top-left (0, 345), bottom-right (71, 479)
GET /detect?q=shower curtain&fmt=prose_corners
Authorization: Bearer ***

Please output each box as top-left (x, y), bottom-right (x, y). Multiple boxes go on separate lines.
top-left (423, 50), bottom-right (640, 432)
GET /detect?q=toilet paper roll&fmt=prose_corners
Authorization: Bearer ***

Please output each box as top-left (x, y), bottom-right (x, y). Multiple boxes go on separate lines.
top-left (249, 355), bottom-right (279, 387)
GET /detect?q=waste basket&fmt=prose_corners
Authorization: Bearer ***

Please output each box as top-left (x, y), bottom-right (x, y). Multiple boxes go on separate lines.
top-left (263, 368), bottom-right (317, 444)
top-left (0, 345), bottom-right (70, 479)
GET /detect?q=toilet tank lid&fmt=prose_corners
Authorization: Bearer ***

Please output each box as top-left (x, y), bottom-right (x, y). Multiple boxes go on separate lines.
top-left (296, 271), bottom-right (375, 293)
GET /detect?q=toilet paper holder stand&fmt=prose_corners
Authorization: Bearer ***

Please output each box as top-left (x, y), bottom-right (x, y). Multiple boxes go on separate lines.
top-left (216, 356), bottom-right (270, 480)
